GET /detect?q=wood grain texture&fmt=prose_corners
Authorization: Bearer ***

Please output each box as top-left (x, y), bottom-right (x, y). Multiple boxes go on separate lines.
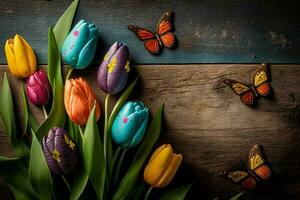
top-left (0, 64), bottom-right (300, 199)
top-left (0, 0), bottom-right (300, 64)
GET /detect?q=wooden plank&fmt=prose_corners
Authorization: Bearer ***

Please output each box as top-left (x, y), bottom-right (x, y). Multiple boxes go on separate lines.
top-left (1, 0), bottom-right (300, 64)
top-left (0, 64), bottom-right (300, 199)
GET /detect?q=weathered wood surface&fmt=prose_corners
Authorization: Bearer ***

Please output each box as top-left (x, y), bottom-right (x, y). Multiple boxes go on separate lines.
top-left (1, 0), bottom-right (300, 64)
top-left (1, 64), bottom-right (300, 199)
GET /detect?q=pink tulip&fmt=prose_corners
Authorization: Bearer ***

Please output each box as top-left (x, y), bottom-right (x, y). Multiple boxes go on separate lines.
top-left (26, 70), bottom-right (51, 106)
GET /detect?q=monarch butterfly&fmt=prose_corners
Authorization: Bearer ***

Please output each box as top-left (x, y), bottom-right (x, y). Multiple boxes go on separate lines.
top-left (128, 11), bottom-right (176, 54)
top-left (224, 64), bottom-right (272, 105)
top-left (220, 145), bottom-right (272, 190)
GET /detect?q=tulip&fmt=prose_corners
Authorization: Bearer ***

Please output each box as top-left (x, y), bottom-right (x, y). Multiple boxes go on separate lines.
top-left (111, 101), bottom-right (149, 148)
top-left (4, 34), bottom-right (37, 78)
top-left (62, 20), bottom-right (98, 69)
top-left (64, 77), bottom-right (100, 126)
top-left (26, 70), bottom-right (51, 106)
top-left (42, 127), bottom-right (77, 175)
top-left (144, 144), bottom-right (182, 188)
top-left (97, 41), bottom-right (130, 95)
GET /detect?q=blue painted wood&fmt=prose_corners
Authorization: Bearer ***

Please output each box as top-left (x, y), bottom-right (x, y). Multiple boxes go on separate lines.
top-left (0, 0), bottom-right (299, 64)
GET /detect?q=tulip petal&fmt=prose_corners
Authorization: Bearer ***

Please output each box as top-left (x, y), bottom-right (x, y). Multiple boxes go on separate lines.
top-left (70, 79), bottom-right (90, 125)
top-left (54, 131), bottom-right (77, 174)
top-left (76, 36), bottom-right (97, 69)
top-left (97, 41), bottom-right (130, 95)
top-left (112, 109), bottom-right (140, 147)
top-left (42, 128), bottom-right (78, 175)
top-left (62, 21), bottom-right (89, 67)
top-left (156, 153), bottom-right (182, 188)
top-left (107, 45), bottom-right (129, 94)
top-left (143, 145), bottom-right (173, 186)
top-left (111, 101), bottom-right (136, 146)
top-left (107, 62), bottom-right (128, 94)
top-left (129, 107), bottom-right (149, 147)
top-left (120, 101), bottom-right (136, 117)
top-left (97, 61), bottom-right (109, 93)
top-left (64, 78), bottom-right (100, 125)
top-left (26, 70), bottom-right (51, 105)
top-left (88, 25), bottom-right (98, 40)
top-left (149, 144), bottom-right (168, 162)
top-left (14, 34), bottom-right (37, 78)
top-left (42, 129), bottom-right (64, 175)
top-left (5, 39), bottom-right (20, 77)
top-left (71, 20), bottom-right (85, 33)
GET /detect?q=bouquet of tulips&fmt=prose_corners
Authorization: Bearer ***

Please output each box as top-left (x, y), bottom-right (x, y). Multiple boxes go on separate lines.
top-left (0, 1), bottom-right (191, 200)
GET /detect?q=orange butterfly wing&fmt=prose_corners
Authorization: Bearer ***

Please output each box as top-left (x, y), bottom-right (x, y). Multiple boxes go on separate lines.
top-left (156, 11), bottom-right (174, 35)
top-left (240, 91), bottom-right (255, 106)
top-left (160, 32), bottom-right (176, 48)
top-left (156, 11), bottom-right (176, 48)
top-left (128, 25), bottom-right (155, 40)
top-left (253, 64), bottom-right (271, 96)
top-left (128, 11), bottom-right (176, 53)
top-left (220, 171), bottom-right (257, 190)
top-left (128, 25), bottom-right (160, 54)
top-left (256, 82), bottom-right (271, 96)
top-left (224, 79), bottom-right (256, 105)
top-left (249, 145), bottom-right (271, 180)
top-left (144, 39), bottom-right (160, 54)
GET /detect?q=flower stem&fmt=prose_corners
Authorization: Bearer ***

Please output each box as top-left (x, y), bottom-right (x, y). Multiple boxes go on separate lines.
top-left (144, 186), bottom-right (153, 200)
top-left (51, 186), bottom-right (57, 200)
top-left (61, 175), bottom-right (71, 192)
top-left (66, 67), bottom-right (74, 80)
top-left (110, 146), bottom-right (121, 178)
top-left (103, 95), bottom-right (110, 161)
top-left (112, 148), bottom-right (127, 187)
top-left (42, 105), bottom-right (48, 118)
top-left (77, 125), bottom-right (84, 139)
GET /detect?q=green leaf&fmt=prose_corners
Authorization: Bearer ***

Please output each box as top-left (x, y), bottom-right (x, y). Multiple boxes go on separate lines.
top-left (53, 0), bottom-right (79, 50)
top-left (20, 84), bottom-right (28, 135)
top-left (113, 104), bottom-right (164, 200)
top-left (47, 26), bottom-right (62, 87)
top-left (130, 182), bottom-right (146, 200)
top-left (28, 133), bottom-right (53, 200)
top-left (158, 184), bottom-right (192, 200)
top-left (28, 115), bottom-right (39, 133)
top-left (230, 192), bottom-right (244, 200)
top-left (107, 77), bottom-right (139, 167)
top-left (70, 161), bottom-right (89, 200)
top-left (0, 156), bottom-right (39, 200)
top-left (0, 73), bottom-right (29, 157)
top-left (35, 28), bottom-right (66, 141)
top-left (82, 105), bottom-right (106, 199)
top-left (21, 83), bottom-right (39, 133)
top-left (67, 118), bottom-right (81, 152)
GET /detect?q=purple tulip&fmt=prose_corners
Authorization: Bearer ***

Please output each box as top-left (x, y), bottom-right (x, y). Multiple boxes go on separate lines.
top-left (97, 41), bottom-right (130, 95)
top-left (42, 127), bottom-right (77, 175)
top-left (26, 70), bottom-right (51, 106)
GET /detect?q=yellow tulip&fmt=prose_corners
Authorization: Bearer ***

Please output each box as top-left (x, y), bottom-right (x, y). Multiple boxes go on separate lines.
top-left (4, 34), bottom-right (37, 78)
top-left (144, 144), bottom-right (182, 188)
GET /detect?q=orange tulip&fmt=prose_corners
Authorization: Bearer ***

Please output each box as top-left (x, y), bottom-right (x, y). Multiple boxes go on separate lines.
top-left (64, 77), bottom-right (100, 125)
top-left (144, 144), bottom-right (182, 188)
